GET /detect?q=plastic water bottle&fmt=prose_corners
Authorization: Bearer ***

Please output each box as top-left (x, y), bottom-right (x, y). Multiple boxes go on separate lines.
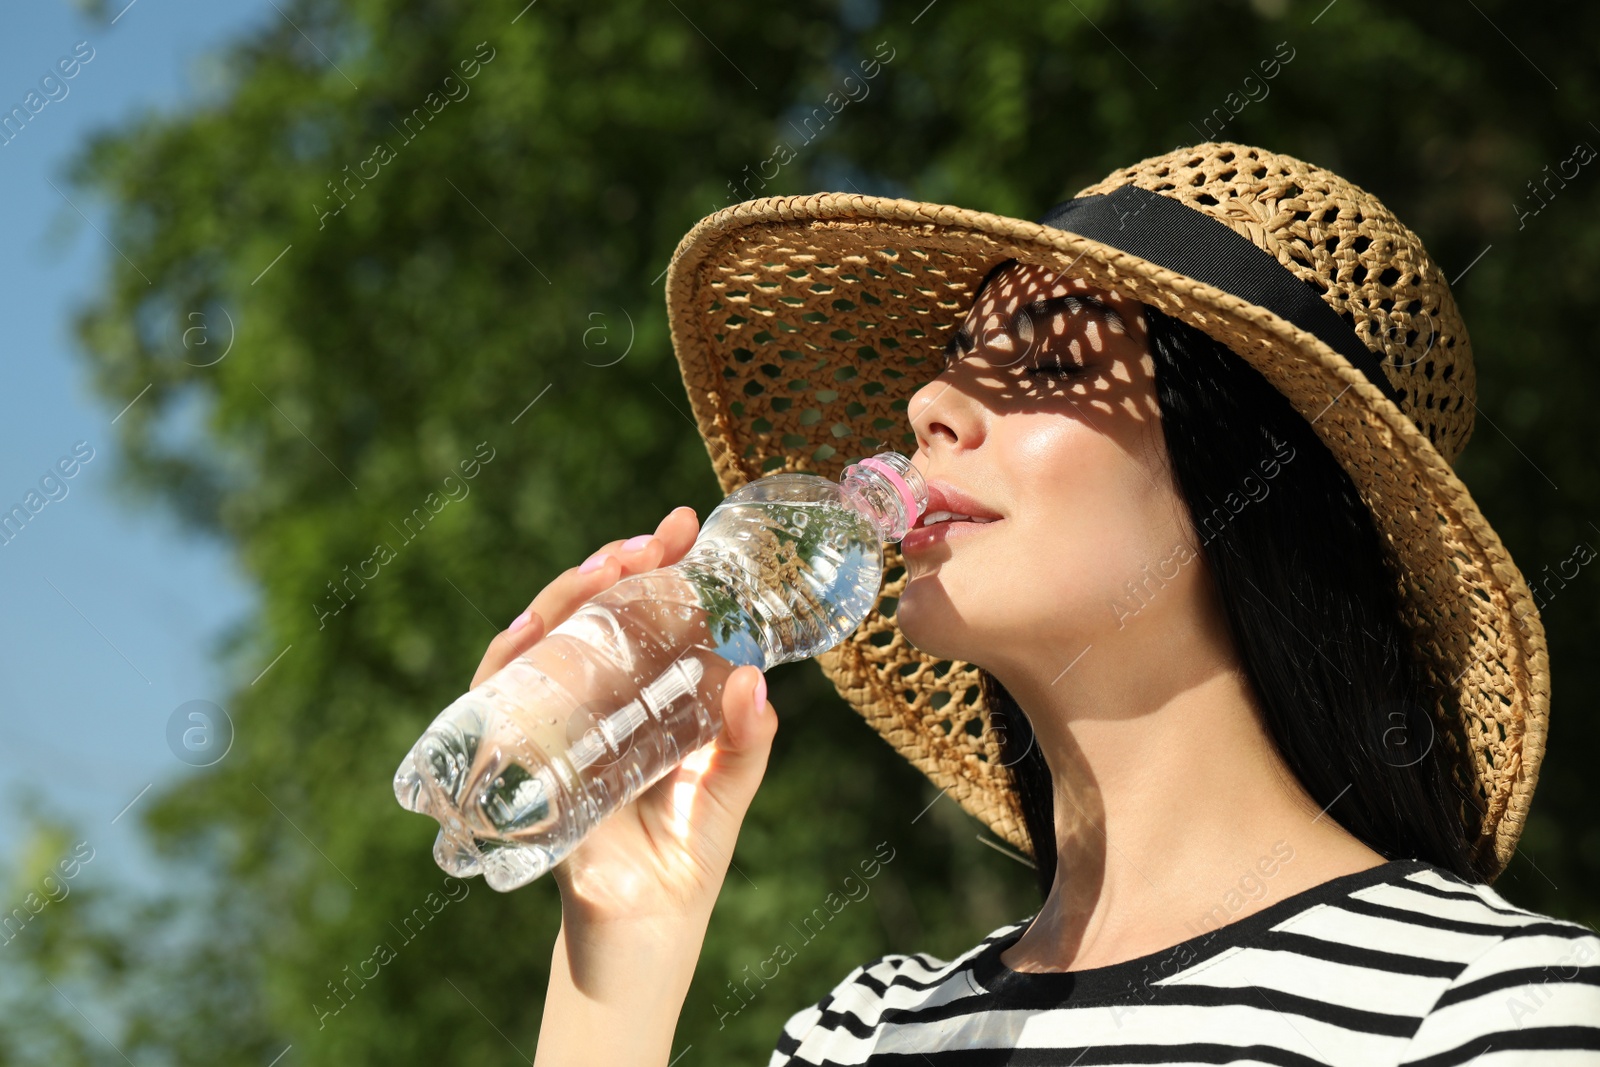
top-left (393, 452), bottom-right (926, 891)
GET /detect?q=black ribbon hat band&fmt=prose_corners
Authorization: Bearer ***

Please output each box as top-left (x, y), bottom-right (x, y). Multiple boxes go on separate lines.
top-left (1032, 184), bottom-right (1405, 409)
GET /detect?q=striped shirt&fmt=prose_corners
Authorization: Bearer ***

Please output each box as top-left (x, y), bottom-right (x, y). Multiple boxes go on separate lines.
top-left (768, 858), bottom-right (1600, 1065)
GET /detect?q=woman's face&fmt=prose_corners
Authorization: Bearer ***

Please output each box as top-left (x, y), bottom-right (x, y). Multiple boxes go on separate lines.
top-left (900, 261), bottom-right (1202, 679)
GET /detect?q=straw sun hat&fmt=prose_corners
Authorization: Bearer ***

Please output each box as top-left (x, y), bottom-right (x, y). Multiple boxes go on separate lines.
top-left (662, 141), bottom-right (1549, 883)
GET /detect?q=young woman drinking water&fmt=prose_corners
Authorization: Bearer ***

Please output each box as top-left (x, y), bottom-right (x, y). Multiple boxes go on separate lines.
top-left (493, 143), bottom-right (1600, 1065)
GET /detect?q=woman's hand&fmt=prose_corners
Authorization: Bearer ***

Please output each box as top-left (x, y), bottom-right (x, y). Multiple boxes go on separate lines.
top-left (472, 505), bottom-right (778, 941)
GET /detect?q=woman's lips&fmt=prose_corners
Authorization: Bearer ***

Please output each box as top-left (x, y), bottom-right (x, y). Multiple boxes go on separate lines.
top-left (900, 517), bottom-right (1003, 555)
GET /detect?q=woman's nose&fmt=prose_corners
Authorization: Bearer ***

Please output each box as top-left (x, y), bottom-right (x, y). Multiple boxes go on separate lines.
top-left (908, 372), bottom-right (984, 454)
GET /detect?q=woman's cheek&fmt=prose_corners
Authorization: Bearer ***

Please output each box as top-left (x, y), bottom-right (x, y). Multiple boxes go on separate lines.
top-left (1025, 446), bottom-right (1179, 622)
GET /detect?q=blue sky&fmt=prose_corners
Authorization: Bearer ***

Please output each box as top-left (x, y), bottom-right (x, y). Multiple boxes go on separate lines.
top-left (0, 0), bottom-right (274, 890)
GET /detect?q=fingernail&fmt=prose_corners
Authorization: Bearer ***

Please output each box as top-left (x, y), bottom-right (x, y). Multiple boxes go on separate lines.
top-left (509, 610), bottom-right (532, 634)
top-left (579, 553), bottom-right (611, 574)
top-left (753, 673), bottom-right (767, 714)
top-left (622, 534), bottom-right (653, 551)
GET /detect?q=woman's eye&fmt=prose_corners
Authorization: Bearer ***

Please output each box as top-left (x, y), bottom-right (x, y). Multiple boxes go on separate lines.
top-left (1028, 359), bottom-right (1089, 379)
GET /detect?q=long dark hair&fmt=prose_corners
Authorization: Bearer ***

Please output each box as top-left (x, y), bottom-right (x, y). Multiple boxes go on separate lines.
top-left (984, 301), bottom-right (1488, 901)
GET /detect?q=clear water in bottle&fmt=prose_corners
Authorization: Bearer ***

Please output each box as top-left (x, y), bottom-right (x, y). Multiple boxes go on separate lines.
top-left (393, 452), bottom-right (925, 890)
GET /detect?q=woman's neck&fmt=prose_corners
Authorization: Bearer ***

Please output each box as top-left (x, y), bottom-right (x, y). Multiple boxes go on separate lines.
top-left (988, 614), bottom-right (1388, 974)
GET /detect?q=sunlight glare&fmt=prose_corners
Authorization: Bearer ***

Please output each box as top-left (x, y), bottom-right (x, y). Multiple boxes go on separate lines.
top-left (669, 741), bottom-right (717, 840)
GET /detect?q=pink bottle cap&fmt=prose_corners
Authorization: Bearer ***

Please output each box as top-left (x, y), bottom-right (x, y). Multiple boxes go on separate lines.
top-left (855, 456), bottom-right (922, 525)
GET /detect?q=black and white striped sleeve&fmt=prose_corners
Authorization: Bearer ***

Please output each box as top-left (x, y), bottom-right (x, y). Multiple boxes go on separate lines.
top-left (766, 953), bottom-right (891, 1067)
top-left (1396, 925), bottom-right (1600, 1065)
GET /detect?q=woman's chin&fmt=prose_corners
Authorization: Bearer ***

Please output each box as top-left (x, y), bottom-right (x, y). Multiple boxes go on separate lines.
top-left (890, 592), bottom-right (964, 663)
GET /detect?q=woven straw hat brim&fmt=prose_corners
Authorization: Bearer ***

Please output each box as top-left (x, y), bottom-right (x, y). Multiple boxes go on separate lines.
top-left (664, 189), bottom-right (1549, 883)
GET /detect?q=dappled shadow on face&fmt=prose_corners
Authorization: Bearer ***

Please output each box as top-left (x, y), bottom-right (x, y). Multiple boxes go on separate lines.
top-left (932, 261), bottom-right (1161, 426)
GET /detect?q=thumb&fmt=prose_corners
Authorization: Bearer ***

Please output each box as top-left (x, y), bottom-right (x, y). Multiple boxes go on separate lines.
top-left (700, 665), bottom-right (778, 802)
top-left (719, 664), bottom-right (776, 756)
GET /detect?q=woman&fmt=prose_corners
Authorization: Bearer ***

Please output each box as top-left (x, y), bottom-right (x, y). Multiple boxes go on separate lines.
top-left (496, 144), bottom-right (1600, 1064)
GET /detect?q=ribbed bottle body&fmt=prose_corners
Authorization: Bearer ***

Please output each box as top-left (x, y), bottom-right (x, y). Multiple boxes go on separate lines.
top-left (394, 459), bottom-right (924, 891)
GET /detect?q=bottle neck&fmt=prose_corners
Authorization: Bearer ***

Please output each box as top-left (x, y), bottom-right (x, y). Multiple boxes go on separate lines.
top-left (840, 453), bottom-right (927, 542)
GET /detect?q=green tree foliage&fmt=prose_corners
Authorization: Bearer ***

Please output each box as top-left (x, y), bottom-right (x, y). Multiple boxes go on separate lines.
top-left (6, 0), bottom-right (1597, 1062)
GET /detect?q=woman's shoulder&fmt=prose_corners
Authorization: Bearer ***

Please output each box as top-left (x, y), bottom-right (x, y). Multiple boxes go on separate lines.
top-left (1371, 862), bottom-right (1600, 1062)
top-left (800, 916), bottom-right (1028, 1002)
top-left (1243, 857), bottom-right (1599, 988)
top-left (1354, 858), bottom-right (1596, 941)
top-left (765, 861), bottom-right (1600, 1065)
top-left (765, 917), bottom-right (1027, 1066)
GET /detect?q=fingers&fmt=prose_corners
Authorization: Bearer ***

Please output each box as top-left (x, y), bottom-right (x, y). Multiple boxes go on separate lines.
top-left (652, 505), bottom-right (700, 567)
top-left (469, 551), bottom-right (644, 690)
top-left (532, 536), bottom-right (660, 630)
top-left (717, 665), bottom-right (774, 753)
top-left (699, 665), bottom-right (777, 807)
top-left (472, 608), bottom-right (548, 689)
top-left (469, 507), bottom-right (702, 690)
top-left (531, 507), bottom-right (699, 627)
